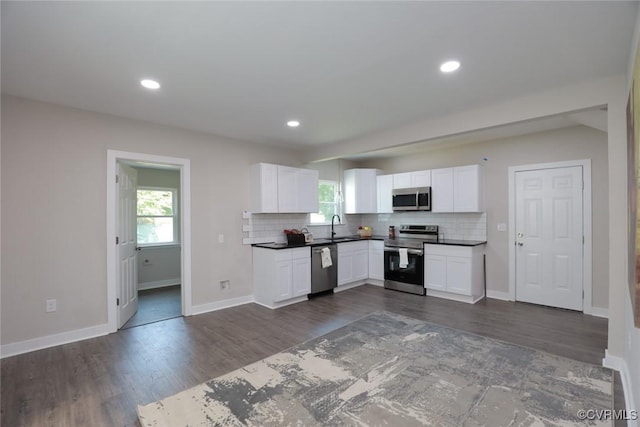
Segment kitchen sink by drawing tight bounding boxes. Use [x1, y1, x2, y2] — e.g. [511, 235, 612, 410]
[315, 236, 358, 243]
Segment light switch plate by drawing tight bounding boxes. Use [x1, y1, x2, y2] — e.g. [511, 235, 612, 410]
[497, 223, 507, 232]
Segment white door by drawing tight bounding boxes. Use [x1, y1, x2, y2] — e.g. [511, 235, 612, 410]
[117, 163, 138, 328]
[515, 166, 583, 311]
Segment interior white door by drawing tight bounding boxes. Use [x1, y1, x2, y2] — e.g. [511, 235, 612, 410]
[117, 163, 138, 328]
[515, 166, 583, 311]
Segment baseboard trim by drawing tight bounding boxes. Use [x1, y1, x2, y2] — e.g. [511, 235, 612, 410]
[334, 280, 367, 293]
[366, 279, 384, 287]
[486, 290, 511, 301]
[1, 323, 111, 359]
[585, 306, 609, 319]
[138, 279, 181, 291]
[190, 295, 254, 316]
[603, 350, 637, 426]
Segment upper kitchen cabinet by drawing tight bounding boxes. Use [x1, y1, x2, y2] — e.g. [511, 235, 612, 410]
[392, 170, 431, 189]
[431, 165, 485, 213]
[344, 168, 378, 214]
[250, 163, 319, 213]
[376, 174, 393, 213]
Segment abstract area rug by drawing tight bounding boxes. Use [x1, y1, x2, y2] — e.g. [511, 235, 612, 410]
[137, 311, 612, 426]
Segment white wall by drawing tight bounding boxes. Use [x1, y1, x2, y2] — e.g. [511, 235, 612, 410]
[359, 125, 609, 309]
[606, 6, 640, 418]
[0, 95, 303, 345]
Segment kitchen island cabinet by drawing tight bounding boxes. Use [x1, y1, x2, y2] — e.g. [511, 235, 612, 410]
[253, 246, 311, 308]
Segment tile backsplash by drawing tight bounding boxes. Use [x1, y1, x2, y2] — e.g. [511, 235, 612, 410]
[242, 214, 362, 245]
[242, 211, 486, 244]
[360, 212, 487, 241]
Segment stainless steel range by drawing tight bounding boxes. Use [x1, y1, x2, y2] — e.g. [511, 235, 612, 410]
[384, 225, 439, 295]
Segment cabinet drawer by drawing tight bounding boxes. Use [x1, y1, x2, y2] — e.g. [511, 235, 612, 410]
[291, 247, 310, 260]
[424, 244, 472, 258]
[274, 249, 293, 262]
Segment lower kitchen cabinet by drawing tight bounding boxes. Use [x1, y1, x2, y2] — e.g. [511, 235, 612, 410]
[368, 240, 384, 281]
[337, 241, 368, 286]
[253, 246, 311, 308]
[424, 244, 485, 303]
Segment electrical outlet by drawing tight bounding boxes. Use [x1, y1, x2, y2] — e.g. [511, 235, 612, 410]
[218, 234, 224, 243]
[46, 299, 57, 313]
[220, 280, 230, 290]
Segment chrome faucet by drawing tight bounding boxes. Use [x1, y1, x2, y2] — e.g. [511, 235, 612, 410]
[331, 214, 341, 240]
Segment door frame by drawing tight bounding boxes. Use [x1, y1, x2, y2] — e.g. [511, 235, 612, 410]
[107, 150, 192, 332]
[507, 159, 593, 313]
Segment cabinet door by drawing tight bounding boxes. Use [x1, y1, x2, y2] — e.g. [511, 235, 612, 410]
[431, 168, 454, 212]
[251, 163, 278, 213]
[454, 165, 483, 212]
[292, 257, 311, 297]
[344, 169, 378, 214]
[425, 254, 447, 291]
[274, 260, 293, 302]
[411, 170, 431, 187]
[297, 168, 319, 213]
[393, 172, 411, 189]
[352, 249, 369, 281]
[357, 169, 378, 213]
[277, 166, 298, 213]
[377, 175, 393, 213]
[446, 256, 472, 295]
[368, 241, 384, 280]
[337, 251, 353, 285]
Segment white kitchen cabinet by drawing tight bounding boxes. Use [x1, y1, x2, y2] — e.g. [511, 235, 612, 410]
[376, 175, 393, 213]
[250, 163, 279, 213]
[297, 167, 320, 213]
[453, 165, 485, 212]
[277, 165, 298, 213]
[337, 241, 369, 286]
[431, 165, 484, 213]
[368, 240, 385, 281]
[424, 244, 485, 303]
[250, 163, 319, 213]
[392, 170, 431, 189]
[431, 168, 454, 212]
[253, 246, 311, 308]
[344, 169, 378, 214]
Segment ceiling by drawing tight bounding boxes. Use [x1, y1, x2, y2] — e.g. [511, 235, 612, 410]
[1, 1, 637, 156]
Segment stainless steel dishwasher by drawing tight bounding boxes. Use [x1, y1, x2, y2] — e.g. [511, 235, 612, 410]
[311, 244, 337, 294]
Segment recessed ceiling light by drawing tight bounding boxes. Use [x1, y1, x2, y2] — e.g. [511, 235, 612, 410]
[287, 120, 300, 128]
[140, 79, 161, 90]
[440, 60, 461, 73]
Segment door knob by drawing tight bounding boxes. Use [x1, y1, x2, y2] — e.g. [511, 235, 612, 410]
[517, 242, 524, 247]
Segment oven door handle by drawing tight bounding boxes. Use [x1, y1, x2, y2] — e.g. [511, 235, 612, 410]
[384, 247, 424, 256]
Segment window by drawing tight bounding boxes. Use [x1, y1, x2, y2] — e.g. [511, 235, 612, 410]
[137, 187, 178, 245]
[310, 180, 341, 224]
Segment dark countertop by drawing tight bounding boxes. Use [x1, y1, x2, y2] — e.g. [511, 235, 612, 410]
[252, 235, 486, 249]
[425, 239, 486, 247]
[252, 235, 386, 250]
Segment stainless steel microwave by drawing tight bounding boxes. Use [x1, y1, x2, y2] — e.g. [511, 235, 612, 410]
[392, 187, 431, 211]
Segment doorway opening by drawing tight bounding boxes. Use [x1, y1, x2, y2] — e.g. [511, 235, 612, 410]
[107, 150, 192, 332]
[121, 166, 182, 328]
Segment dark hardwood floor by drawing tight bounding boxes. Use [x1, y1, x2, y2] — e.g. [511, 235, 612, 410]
[1, 285, 613, 426]
[121, 285, 182, 329]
